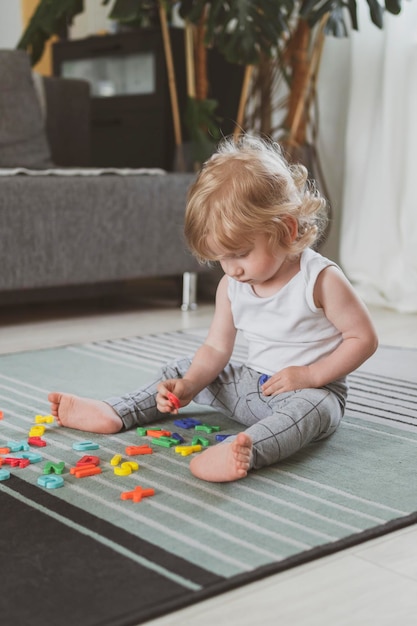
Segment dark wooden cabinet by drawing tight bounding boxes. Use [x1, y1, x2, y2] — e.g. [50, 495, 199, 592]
[53, 29, 178, 169]
[53, 29, 243, 170]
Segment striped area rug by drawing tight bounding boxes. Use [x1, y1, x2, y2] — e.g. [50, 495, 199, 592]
[0, 332, 417, 625]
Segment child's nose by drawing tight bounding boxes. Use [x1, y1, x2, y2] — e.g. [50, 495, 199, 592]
[230, 262, 243, 279]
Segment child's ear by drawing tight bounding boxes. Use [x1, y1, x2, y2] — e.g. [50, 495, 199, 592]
[283, 216, 298, 242]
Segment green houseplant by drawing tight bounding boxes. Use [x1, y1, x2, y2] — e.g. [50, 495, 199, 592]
[18, 0, 404, 167]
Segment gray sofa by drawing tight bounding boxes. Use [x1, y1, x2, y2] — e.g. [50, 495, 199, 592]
[0, 50, 203, 308]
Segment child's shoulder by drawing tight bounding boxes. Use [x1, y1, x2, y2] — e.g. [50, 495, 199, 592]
[302, 248, 344, 310]
[301, 248, 341, 277]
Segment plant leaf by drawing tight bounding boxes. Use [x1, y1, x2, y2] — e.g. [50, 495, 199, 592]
[108, 0, 155, 25]
[184, 96, 221, 164]
[345, 0, 359, 31]
[325, 7, 349, 37]
[17, 0, 84, 65]
[304, 0, 336, 28]
[180, 0, 295, 66]
[385, 0, 402, 15]
[366, 0, 384, 28]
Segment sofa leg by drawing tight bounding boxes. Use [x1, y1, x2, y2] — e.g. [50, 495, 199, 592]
[181, 272, 198, 311]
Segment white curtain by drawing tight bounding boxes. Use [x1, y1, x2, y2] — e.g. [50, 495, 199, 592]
[340, 1, 417, 313]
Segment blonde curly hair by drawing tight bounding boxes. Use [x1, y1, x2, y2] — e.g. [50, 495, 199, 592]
[184, 135, 328, 263]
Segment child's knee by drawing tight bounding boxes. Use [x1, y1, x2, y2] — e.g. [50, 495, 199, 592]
[161, 357, 192, 380]
[311, 390, 343, 441]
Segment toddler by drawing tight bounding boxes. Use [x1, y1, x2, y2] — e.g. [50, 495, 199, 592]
[49, 136, 378, 482]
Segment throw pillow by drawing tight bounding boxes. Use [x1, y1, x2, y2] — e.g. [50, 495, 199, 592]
[0, 49, 53, 168]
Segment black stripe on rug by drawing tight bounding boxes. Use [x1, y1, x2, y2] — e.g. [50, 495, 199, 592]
[5, 474, 223, 587]
[1, 475, 224, 626]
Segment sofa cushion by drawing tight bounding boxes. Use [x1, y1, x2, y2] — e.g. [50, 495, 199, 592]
[0, 50, 53, 168]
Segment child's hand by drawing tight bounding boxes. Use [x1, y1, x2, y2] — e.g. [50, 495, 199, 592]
[261, 365, 314, 395]
[156, 379, 194, 414]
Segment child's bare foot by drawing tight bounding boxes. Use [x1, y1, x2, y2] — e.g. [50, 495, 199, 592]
[48, 392, 123, 433]
[189, 433, 253, 483]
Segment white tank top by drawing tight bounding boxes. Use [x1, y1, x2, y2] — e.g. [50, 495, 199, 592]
[227, 248, 343, 375]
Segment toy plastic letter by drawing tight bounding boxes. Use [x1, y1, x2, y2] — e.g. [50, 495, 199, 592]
[72, 440, 99, 451]
[173, 418, 202, 430]
[167, 392, 181, 410]
[28, 436, 47, 447]
[29, 425, 46, 437]
[43, 461, 65, 475]
[76, 455, 100, 467]
[7, 440, 30, 452]
[73, 466, 102, 478]
[147, 430, 171, 438]
[194, 424, 220, 434]
[120, 486, 155, 503]
[192, 436, 210, 447]
[20, 451, 43, 463]
[114, 463, 131, 476]
[151, 437, 178, 448]
[114, 461, 138, 476]
[174, 444, 202, 456]
[0, 469, 10, 481]
[125, 445, 153, 456]
[35, 414, 54, 424]
[3, 457, 30, 468]
[37, 475, 64, 489]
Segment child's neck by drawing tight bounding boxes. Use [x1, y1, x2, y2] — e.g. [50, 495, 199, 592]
[252, 255, 301, 298]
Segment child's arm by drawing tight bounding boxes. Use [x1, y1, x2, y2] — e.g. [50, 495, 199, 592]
[157, 275, 237, 412]
[262, 266, 378, 395]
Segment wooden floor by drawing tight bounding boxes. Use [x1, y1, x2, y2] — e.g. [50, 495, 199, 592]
[1, 280, 417, 625]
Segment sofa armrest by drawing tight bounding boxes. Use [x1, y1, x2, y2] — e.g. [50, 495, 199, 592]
[43, 76, 91, 167]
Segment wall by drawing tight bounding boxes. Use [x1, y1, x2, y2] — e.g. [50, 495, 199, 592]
[0, 0, 22, 47]
[316, 36, 350, 262]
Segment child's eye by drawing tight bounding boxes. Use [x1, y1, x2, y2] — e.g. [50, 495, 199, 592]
[219, 249, 251, 262]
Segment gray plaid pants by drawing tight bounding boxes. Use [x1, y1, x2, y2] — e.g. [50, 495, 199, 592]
[106, 357, 347, 470]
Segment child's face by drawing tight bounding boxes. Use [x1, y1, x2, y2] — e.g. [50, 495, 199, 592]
[214, 234, 290, 287]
